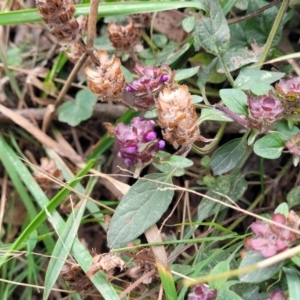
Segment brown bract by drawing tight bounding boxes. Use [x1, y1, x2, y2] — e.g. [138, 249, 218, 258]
[107, 18, 141, 54]
[36, 0, 81, 42]
[157, 84, 201, 149]
[85, 49, 125, 101]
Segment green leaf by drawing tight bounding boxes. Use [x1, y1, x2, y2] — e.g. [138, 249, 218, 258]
[121, 65, 133, 83]
[161, 43, 191, 65]
[287, 186, 300, 209]
[273, 122, 300, 141]
[217, 288, 242, 300]
[274, 202, 289, 217]
[234, 68, 285, 94]
[253, 134, 284, 159]
[210, 138, 248, 175]
[193, 0, 230, 55]
[175, 66, 200, 82]
[191, 95, 203, 104]
[244, 0, 283, 48]
[198, 108, 234, 123]
[152, 34, 168, 49]
[182, 16, 196, 33]
[239, 251, 284, 283]
[209, 261, 230, 289]
[107, 173, 174, 248]
[216, 47, 260, 72]
[219, 89, 248, 115]
[26, 230, 38, 255]
[58, 89, 97, 126]
[6, 47, 22, 66]
[284, 267, 300, 300]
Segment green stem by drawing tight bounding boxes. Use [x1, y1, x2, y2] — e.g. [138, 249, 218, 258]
[218, 54, 235, 86]
[256, 0, 290, 67]
[227, 158, 293, 232]
[141, 30, 158, 51]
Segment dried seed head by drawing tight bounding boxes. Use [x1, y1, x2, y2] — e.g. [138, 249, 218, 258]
[107, 18, 141, 54]
[36, 0, 82, 43]
[131, 13, 152, 27]
[126, 63, 175, 110]
[157, 84, 201, 150]
[85, 49, 125, 101]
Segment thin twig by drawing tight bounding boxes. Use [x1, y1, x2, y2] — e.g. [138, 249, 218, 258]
[228, 0, 282, 25]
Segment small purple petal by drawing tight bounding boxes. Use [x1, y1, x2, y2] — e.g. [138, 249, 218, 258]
[126, 85, 134, 92]
[124, 158, 133, 166]
[161, 74, 169, 82]
[125, 146, 137, 154]
[269, 291, 287, 300]
[145, 131, 157, 141]
[158, 140, 165, 149]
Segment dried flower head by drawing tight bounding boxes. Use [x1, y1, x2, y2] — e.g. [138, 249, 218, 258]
[36, 0, 82, 43]
[188, 284, 217, 300]
[126, 63, 175, 110]
[85, 49, 125, 101]
[115, 117, 165, 167]
[248, 92, 284, 122]
[244, 212, 299, 258]
[276, 77, 300, 101]
[268, 291, 287, 300]
[131, 13, 152, 27]
[157, 84, 202, 150]
[107, 18, 141, 54]
[34, 157, 61, 188]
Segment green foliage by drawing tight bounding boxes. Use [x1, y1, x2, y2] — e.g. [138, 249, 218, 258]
[253, 134, 285, 159]
[58, 89, 97, 126]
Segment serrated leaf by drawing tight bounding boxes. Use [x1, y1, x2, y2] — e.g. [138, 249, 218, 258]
[107, 173, 174, 248]
[239, 251, 284, 283]
[175, 66, 199, 82]
[193, 0, 230, 55]
[182, 15, 196, 33]
[209, 261, 230, 289]
[58, 89, 97, 126]
[284, 267, 300, 300]
[253, 134, 284, 159]
[198, 108, 234, 123]
[287, 186, 300, 209]
[211, 138, 247, 175]
[234, 69, 285, 93]
[219, 89, 248, 115]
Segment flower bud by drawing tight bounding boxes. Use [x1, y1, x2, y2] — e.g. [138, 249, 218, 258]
[276, 77, 300, 101]
[188, 284, 217, 300]
[115, 117, 164, 167]
[248, 92, 284, 122]
[126, 64, 175, 110]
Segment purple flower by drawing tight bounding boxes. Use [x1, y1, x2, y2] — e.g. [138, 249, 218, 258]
[115, 117, 164, 167]
[188, 284, 217, 300]
[126, 64, 175, 110]
[285, 132, 300, 156]
[244, 213, 298, 258]
[248, 92, 284, 122]
[268, 291, 287, 300]
[276, 77, 300, 101]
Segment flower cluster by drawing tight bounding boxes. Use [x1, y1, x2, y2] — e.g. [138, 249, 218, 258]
[187, 284, 217, 300]
[157, 84, 201, 150]
[244, 212, 299, 258]
[115, 117, 165, 167]
[268, 291, 287, 300]
[126, 64, 175, 110]
[84, 49, 125, 101]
